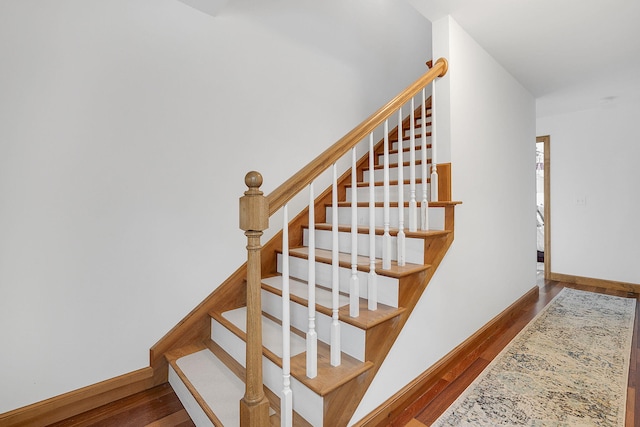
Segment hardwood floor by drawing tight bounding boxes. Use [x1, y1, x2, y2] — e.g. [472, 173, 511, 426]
[48, 383, 194, 427]
[50, 279, 638, 426]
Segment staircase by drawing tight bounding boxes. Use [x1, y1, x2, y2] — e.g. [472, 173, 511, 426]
[149, 58, 459, 426]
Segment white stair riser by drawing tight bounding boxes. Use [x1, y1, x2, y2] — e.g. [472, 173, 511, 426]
[416, 116, 430, 127]
[364, 164, 430, 183]
[404, 125, 431, 139]
[346, 184, 431, 205]
[277, 254, 400, 308]
[392, 135, 431, 151]
[211, 317, 324, 427]
[169, 365, 215, 427]
[303, 228, 425, 265]
[326, 205, 446, 231]
[261, 289, 366, 361]
[378, 147, 431, 165]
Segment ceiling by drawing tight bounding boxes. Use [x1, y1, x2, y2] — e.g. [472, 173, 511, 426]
[409, 0, 640, 117]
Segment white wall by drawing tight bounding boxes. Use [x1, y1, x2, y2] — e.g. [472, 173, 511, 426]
[351, 16, 536, 424]
[537, 101, 640, 284]
[0, 0, 432, 413]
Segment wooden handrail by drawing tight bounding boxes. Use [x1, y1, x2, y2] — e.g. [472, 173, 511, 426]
[266, 57, 448, 216]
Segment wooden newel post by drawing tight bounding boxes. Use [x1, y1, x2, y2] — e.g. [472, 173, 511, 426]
[239, 171, 271, 427]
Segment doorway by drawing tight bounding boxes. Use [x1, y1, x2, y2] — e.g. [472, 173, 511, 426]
[536, 135, 550, 280]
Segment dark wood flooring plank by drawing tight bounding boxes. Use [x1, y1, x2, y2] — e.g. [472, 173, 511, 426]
[388, 379, 450, 427]
[144, 409, 192, 427]
[49, 383, 193, 427]
[414, 358, 489, 425]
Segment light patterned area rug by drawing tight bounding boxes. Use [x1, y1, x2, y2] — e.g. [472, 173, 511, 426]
[432, 288, 636, 426]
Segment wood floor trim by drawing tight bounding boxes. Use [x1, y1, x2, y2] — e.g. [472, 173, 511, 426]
[0, 367, 156, 427]
[352, 285, 539, 427]
[549, 272, 640, 294]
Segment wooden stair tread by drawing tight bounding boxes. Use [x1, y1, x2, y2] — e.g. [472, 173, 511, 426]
[346, 178, 430, 189]
[165, 342, 208, 363]
[389, 132, 432, 142]
[365, 159, 431, 171]
[332, 200, 462, 208]
[287, 246, 430, 278]
[261, 276, 407, 330]
[311, 223, 450, 239]
[387, 145, 433, 155]
[290, 340, 373, 396]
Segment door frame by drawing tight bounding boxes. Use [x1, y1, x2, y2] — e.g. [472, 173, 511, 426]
[536, 135, 551, 279]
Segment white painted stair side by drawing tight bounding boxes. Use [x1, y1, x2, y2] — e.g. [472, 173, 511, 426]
[261, 278, 366, 361]
[276, 253, 400, 307]
[169, 349, 244, 427]
[211, 308, 324, 426]
[303, 228, 425, 265]
[327, 205, 446, 231]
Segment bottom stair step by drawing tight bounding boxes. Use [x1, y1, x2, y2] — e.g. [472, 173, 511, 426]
[168, 347, 245, 426]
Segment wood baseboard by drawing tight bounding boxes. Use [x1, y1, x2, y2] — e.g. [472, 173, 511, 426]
[353, 285, 539, 427]
[548, 272, 640, 294]
[0, 367, 156, 427]
[549, 272, 640, 294]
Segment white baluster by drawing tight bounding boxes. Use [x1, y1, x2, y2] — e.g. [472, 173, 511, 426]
[382, 120, 392, 270]
[409, 97, 418, 232]
[421, 88, 430, 231]
[330, 164, 341, 367]
[281, 205, 292, 427]
[431, 80, 439, 202]
[306, 183, 317, 378]
[350, 148, 359, 318]
[368, 133, 377, 311]
[397, 109, 406, 267]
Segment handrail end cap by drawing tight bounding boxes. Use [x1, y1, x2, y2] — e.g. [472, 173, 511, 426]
[435, 57, 448, 77]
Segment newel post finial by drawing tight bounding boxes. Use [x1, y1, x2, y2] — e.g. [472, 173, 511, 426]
[240, 171, 268, 232]
[239, 171, 270, 427]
